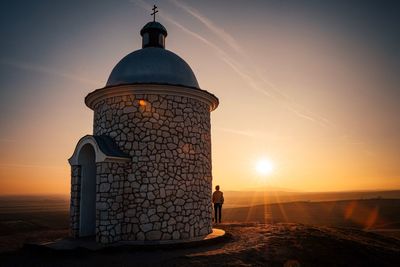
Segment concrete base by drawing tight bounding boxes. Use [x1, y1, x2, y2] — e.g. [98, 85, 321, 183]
[26, 228, 226, 252]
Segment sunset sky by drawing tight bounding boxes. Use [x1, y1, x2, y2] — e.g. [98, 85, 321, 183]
[1, 0, 400, 195]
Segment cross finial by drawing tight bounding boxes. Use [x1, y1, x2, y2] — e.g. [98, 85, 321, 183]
[151, 5, 158, 22]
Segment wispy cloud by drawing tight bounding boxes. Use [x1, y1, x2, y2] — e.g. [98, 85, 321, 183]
[130, 0, 370, 149]
[0, 163, 65, 168]
[217, 127, 257, 138]
[0, 138, 16, 143]
[169, 0, 243, 54]
[131, 0, 223, 52]
[137, 0, 332, 127]
[217, 127, 296, 141]
[0, 59, 100, 86]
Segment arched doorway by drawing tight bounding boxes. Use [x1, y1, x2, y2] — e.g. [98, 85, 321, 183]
[69, 135, 131, 239]
[78, 144, 96, 237]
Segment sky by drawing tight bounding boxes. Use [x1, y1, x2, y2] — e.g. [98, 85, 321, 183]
[0, 0, 400, 195]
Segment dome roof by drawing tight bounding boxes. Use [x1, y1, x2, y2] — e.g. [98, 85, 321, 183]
[106, 47, 199, 88]
[140, 21, 167, 37]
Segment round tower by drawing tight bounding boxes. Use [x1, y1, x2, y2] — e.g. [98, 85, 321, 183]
[69, 19, 218, 244]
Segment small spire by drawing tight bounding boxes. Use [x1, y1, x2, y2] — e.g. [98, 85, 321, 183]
[151, 5, 158, 22]
[140, 5, 167, 49]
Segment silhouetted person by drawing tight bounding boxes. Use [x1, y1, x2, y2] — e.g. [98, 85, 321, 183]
[212, 185, 224, 223]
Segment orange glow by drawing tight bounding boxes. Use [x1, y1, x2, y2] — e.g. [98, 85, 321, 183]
[139, 99, 147, 106]
[0, 164, 69, 195]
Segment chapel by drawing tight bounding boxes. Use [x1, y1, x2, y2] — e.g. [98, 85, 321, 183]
[68, 12, 219, 244]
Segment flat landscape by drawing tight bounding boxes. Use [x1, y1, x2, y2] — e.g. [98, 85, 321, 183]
[0, 192, 399, 266]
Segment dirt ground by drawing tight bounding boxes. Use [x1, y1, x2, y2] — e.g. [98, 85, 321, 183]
[0, 223, 399, 267]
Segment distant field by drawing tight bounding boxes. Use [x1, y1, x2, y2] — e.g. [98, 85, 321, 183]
[0, 193, 399, 252]
[0, 195, 68, 213]
[223, 190, 400, 208]
[0, 195, 68, 252]
[223, 199, 400, 229]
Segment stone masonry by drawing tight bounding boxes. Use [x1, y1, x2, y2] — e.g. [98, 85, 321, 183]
[70, 165, 81, 238]
[70, 90, 216, 244]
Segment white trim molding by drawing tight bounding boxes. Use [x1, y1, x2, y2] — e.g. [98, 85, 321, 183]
[68, 135, 131, 165]
[85, 84, 219, 111]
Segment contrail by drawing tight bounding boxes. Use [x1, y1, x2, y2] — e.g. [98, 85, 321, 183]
[219, 47, 331, 127]
[165, 0, 334, 127]
[0, 59, 100, 86]
[130, 0, 372, 150]
[0, 163, 65, 168]
[217, 127, 256, 137]
[172, 3, 371, 149]
[169, 0, 243, 54]
[0, 139, 16, 143]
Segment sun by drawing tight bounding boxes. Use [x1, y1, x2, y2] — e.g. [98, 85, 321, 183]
[255, 158, 274, 175]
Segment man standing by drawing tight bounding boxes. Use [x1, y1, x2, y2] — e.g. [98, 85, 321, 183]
[212, 185, 224, 223]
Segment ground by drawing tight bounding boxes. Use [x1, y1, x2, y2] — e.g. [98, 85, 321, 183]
[0, 223, 399, 267]
[1, 197, 400, 266]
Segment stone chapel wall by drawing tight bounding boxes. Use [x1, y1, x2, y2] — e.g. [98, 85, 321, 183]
[70, 165, 81, 238]
[95, 161, 129, 243]
[92, 93, 213, 243]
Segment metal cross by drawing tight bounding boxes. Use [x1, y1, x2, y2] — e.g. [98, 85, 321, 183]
[151, 5, 158, 22]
